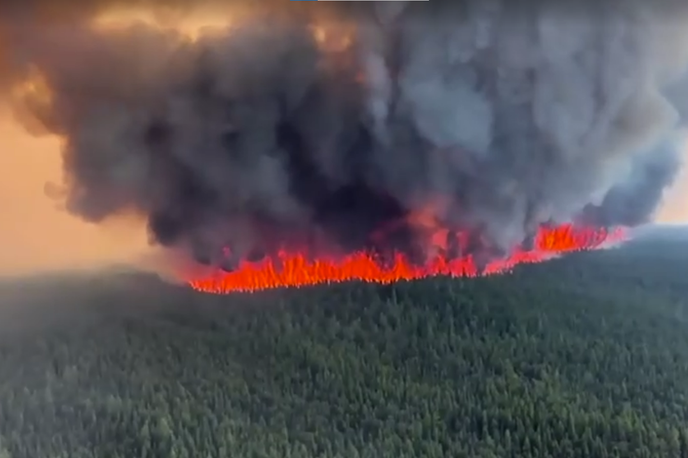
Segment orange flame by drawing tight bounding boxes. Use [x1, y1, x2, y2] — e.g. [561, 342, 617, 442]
[188, 224, 627, 294]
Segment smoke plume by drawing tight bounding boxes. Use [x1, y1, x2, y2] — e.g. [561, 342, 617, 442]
[2, 0, 688, 272]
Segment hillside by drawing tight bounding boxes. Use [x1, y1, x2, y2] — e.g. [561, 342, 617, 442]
[1, 234, 688, 457]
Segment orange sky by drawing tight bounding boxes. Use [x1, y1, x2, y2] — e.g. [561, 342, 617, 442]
[0, 107, 152, 277]
[656, 171, 688, 223]
[655, 136, 688, 224]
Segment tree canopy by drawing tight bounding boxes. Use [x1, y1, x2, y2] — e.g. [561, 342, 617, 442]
[0, 237, 687, 457]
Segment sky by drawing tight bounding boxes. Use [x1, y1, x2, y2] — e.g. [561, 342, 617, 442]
[655, 149, 688, 224]
[0, 107, 153, 277]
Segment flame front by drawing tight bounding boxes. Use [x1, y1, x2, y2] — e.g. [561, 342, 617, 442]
[188, 224, 627, 294]
[3, 7, 639, 294]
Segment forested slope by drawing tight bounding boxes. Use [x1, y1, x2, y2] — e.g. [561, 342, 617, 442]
[1, 236, 688, 457]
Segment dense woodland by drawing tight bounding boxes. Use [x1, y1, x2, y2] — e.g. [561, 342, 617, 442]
[1, 234, 688, 457]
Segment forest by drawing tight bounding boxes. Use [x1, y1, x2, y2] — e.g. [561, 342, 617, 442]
[1, 233, 688, 457]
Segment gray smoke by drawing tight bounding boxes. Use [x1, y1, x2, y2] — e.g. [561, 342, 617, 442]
[3, 0, 688, 270]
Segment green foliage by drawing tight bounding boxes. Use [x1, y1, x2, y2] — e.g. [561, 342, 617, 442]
[1, 239, 688, 457]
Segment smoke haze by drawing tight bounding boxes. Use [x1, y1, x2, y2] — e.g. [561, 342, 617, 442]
[0, 108, 152, 276]
[2, 0, 688, 277]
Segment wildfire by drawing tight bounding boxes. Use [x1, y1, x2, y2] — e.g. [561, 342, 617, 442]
[188, 224, 628, 294]
[7, 9, 631, 294]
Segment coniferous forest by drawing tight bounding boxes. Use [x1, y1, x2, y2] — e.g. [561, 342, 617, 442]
[1, 233, 688, 457]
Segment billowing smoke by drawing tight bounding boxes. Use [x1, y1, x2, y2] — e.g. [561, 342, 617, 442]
[3, 0, 688, 271]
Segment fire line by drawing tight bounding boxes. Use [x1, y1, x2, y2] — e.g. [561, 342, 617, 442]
[188, 224, 626, 294]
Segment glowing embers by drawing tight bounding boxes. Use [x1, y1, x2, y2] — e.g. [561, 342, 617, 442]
[188, 224, 627, 294]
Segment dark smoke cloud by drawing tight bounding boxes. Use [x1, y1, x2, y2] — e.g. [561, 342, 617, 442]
[3, 0, 688, 270]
